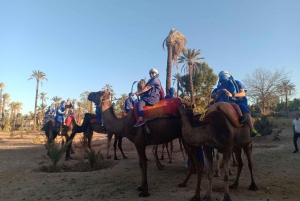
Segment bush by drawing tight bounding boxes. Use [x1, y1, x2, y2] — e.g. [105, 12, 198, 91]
[254, 115, 277, 136]
[85, 149, 103, 171]
[44, 141, 70, 172]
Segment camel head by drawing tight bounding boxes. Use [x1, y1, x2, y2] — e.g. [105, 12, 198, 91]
[137, 78, 147, 91]
[179, 102, 195, 124]
[98, 90, 112, 110]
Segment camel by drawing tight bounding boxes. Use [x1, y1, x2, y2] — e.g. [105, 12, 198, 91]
[80, 113, 127, 160]
[96, 90, 201, 197]
[44, 115, 83, 160]
[178, 103, 258, 201]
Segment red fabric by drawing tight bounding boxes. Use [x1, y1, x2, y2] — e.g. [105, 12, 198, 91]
[65, 116, 74, 126]
[121, 111, 127, 117]
[160, 87, 165, 100]
[89, 117, 98, 123]
[134, 98, 181, 121]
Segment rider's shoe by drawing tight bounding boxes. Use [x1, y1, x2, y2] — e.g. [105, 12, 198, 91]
[250, 129, 261, 137]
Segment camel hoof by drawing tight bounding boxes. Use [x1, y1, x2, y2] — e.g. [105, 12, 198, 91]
[139, 192, 150, 197]
[223, 193, 232, 201]
[249, 182, 258, 191]
[123, 156, 128, 159]
[190, 195, 201, 201]
[229, 183, 238, 189]
[178, 182, 186, 187]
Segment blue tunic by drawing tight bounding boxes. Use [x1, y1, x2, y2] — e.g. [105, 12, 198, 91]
[55, 105, 66, 123]
[124, 98, 135, 113]
[234, 80, 249, 113]
[216, 80, 237, 103]
[141, 77, 162, 105]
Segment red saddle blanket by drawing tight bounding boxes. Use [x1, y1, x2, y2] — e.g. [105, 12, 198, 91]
[134, 98, 181, 121]
[206, 102, 242, 127]
[89, 117, 99, 123]
[65, 115, 75, 126]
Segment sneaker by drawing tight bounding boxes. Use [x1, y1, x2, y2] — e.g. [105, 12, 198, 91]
[293, 150, 298, 153]
[239, 116, 247, 124]
[134, 120, 145, 127]
[250, 129, 261, 137]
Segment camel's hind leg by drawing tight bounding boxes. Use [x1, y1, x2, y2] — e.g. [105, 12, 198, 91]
[230, 148, 243, 189]
[117, 137, 127, 159]
[244, 144, 258, 190]
[221, 151, 233, 201]
[166, 141, 173, 163]
[113, 136, 119, 160]
[152, 145, 164, 170]
[202, 146, 214, 201]
[160, 144, 165, 160]
[214, 150, 221, 177]
[178, 138, 186, 163]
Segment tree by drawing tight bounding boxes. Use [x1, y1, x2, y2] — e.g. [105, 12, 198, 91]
[2, 93, 10, 120]
[277, 80, 295, 117]
[102, 84, 115, 101]
[39, 92, 48, 105]
[172, 73, 184, 98]
[28, 70, 48, 131]
[115, 93, 128, 117]
[51, 96, 62, 108]
[80, 91, 91, 113]
[163, 28, 187, 93]
[180, 62, 218, 112]
[243, 68, 289, 115]
[0, 82, 5, 119]
[72, 99, 77, 119]
[178, 48, 204, 103]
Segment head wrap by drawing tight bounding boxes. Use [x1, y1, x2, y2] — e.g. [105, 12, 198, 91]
[128, 92, 134, 97]
[61, 100, 66, 105]
[169, 87, 175, 94]
[218, 71, 230, 83]
[149, 68, 159, 75]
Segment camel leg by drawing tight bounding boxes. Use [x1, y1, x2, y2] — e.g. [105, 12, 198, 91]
[118, 137, 127, 159]
[152, 145, 164, 170]
[214, 151, 221, 177]
[135, 144, 150, 197]
[232, 153, 238, 167]
[244, 145, 258, 191]
[191, 145, 204, 201]
[222, 151, 233, 201]
[230, 148, 243, 189]
[178, 138, 186, 162]
[65, 132, 76, 161]
[113, 136, 119, 160]
[168, 141, 173, 163]
[202, 146, 214, 201]
[160, 144, 165, 160]
[165, 142, 171, 163]
[106, 132, 113, 159]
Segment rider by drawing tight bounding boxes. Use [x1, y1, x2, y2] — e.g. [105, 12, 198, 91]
[134, 68, 164, 127]
[217, 71, 261, 137]
[165, 87, 176, 99]
[124, 92, 135, 114]
[41, 106, 55, 131]
[55, 100, 67, 135]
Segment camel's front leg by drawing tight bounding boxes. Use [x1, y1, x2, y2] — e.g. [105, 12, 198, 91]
[117, 137, 127, 159]
[178, 138, 186, 162]
[178, 143, 196, 188]
[65, 132, 76, 161]
[135, 144, 149, 197]
[202, 147, 214, 201]
[191, 145, 204, 201]
[244, 145, 258, 191]
[106, 132, 113, 159]
[167, 141, 173, 163]
[222, 151, 233, 201]
[113, 137, 119, 160]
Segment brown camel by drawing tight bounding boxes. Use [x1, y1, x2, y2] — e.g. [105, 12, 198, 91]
[178, 103, 258, 201]
[96, 90, 201, 197]
[44, 115, 83, 160]
[80, 113, 127, 160]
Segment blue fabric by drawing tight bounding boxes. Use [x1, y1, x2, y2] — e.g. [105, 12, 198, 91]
[137, 100, 151, 117]
[55, 105, 66, 123]
[165, 87, 175, 99]
[165, 94, 173, 99]
[95, 106, 102, 123]
[141, 76, 162, 105]
[234, 80, 249, 113]
[187, 146, 205, 168]
[124, 98, 135, 113]
[216, 80, 237, 103]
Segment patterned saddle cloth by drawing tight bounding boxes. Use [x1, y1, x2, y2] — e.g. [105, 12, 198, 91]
[206, 102, 242, 127]
[134, 98, 181, 121]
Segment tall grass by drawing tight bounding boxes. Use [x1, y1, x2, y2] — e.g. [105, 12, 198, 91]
[85, 149, 103, 171]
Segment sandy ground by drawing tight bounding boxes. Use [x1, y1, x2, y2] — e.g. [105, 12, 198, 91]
[0, 118, 300, 201]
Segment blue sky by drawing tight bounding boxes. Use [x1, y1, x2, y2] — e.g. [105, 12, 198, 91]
[1, 0, 300, 114]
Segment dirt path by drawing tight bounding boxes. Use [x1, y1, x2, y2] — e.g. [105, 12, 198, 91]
[0, 119, 300, 201]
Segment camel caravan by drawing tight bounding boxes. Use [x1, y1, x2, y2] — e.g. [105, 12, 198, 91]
[43, 69, 259, 201]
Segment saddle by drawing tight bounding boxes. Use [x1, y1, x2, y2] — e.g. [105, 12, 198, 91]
[134, 98, 181, 122]
[205, 102, 242, 127]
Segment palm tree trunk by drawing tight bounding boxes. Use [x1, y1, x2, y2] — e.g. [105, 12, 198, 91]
[166, 44, 173, 94]
[189, 64, 194, 103]
[285, 94, 288, 118]
[33, 80, 39, 131]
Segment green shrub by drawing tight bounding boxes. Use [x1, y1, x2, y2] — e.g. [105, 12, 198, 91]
[44, 141, 70, 172]
[254, 115, 277, 136]
[85, 149, 103, 171]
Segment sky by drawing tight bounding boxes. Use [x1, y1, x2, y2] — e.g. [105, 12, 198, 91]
[1, 0, 300, 115]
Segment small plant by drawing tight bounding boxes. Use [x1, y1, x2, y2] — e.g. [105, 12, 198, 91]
[254, 115, 277, 136]
[44, 141, 70, 172]
[20, 131, 24, 139]
[9, 132, 14, 139]
[85, 149, 103, 171]
[32, 135, 40, 144]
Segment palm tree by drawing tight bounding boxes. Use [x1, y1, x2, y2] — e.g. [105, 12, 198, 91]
[178, 49, 204, 103]
[51, 96, 62, 108]
[172, 73, 183, 98]
[277, 80, 296, 117]
[28, 70, 48, 131]
[0, 82, 5, 119]
[163, 28, 187, 93]
[2, 93, 10, 120]
[39, 92, 48, 105]
[102, 84, 115, 100]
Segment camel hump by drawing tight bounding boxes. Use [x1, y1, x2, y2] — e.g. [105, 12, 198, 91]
[206, 102, 242, 127]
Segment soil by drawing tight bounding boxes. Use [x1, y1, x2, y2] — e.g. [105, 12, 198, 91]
[0, 118, 300, 201]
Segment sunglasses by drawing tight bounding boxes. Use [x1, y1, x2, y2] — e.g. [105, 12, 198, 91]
[150, 72, 155, 75]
